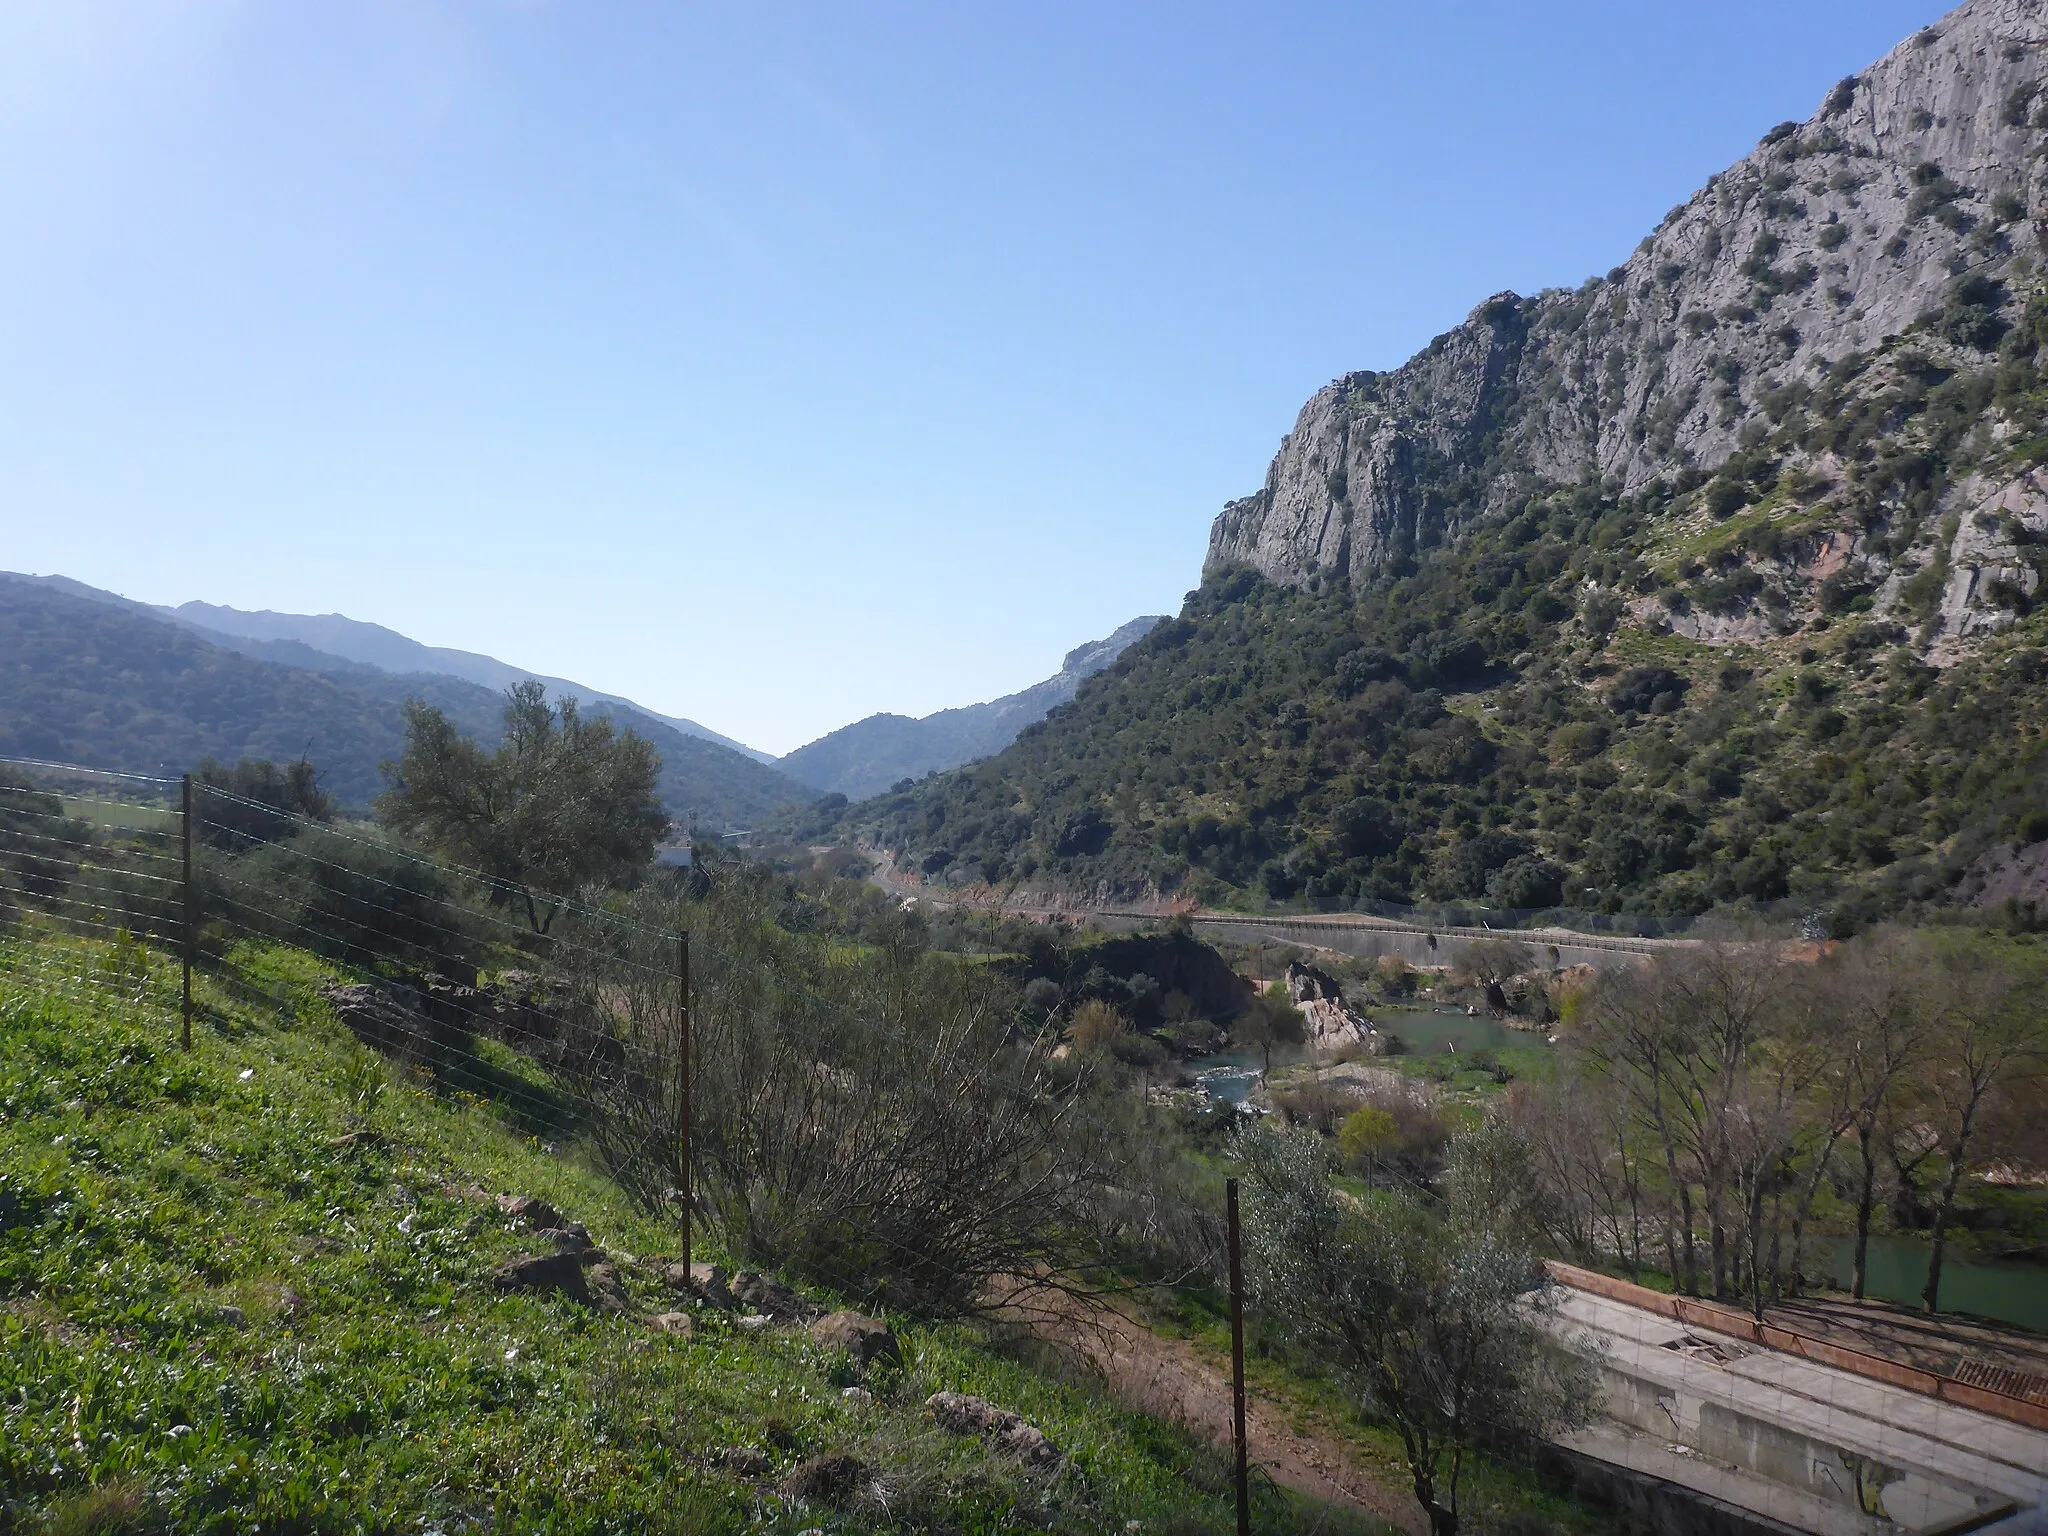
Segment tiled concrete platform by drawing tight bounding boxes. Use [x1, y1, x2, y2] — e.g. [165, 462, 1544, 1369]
[1549, 1288, 2048, 1534]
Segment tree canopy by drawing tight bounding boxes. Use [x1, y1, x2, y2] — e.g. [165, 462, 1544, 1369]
[378, 683, 668, 932]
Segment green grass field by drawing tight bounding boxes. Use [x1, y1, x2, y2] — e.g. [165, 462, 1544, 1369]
[0, 927, 1390, 1536]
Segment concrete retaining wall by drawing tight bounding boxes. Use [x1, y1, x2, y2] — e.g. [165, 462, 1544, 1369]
[1536, 1444, 1812, 1536]
[1186, 914, 1664, 972]
[945, 899, 1681, 971]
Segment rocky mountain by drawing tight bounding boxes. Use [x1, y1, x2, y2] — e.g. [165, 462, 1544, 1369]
[0, 576, 810, 827]
[777, 616, 1165, 799]
[1209, 1, 2048, 630]
[844, 0, 2048, 931]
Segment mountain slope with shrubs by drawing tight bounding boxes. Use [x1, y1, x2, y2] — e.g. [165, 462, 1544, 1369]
[848, 0, 2048, 930]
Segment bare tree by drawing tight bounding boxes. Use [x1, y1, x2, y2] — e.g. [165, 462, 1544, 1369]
[1580, 942, 1798, 1300]
[1814, 933, 1933, 1300]
[1452, 938, 1536, 1014]
[1913, 939, 2041, 1314]
[1525, 930, 2045, 1320]
[1501, 1072, 1649, 1276]
[1725, 983, 1836, 1318]
[1579, 954, 1705, 1294]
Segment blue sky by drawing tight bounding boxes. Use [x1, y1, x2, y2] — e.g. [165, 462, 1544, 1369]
[1, 0, 1941, 755]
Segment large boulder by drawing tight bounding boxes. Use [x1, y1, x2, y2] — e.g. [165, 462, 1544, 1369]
[809, 1311, 901, 1370]
[491, 1251, 632, 1313]
[322, 984, 419, 1055]
[492, 1251, 589, 1303]
[1284, 961, 1377, 1050]
[320, 980, 473, 1076]
[582, 1261, 633, 1314]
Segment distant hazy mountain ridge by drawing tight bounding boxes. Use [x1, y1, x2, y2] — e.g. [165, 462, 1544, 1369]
[164, 600, 771, 762]
[0, 576, 809, 827]
[779, 616, 1166, 798]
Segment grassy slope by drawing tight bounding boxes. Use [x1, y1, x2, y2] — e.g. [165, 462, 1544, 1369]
[0, 930, 1384, 1536]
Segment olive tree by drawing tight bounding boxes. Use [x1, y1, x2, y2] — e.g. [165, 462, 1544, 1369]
[378, 682, 668, 932]
[1452, 938, 1535, 1014]
[1234, 988, 1306, 1072]
[1234, 1124, 1596, 1536]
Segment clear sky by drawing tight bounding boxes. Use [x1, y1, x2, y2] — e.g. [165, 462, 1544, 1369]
[1, 0, 1942, 755]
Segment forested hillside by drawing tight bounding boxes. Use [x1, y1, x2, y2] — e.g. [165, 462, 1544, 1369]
[165, 594, 770, 762]
[846, 1, 2048, 930]
[0, 579, 809, 826]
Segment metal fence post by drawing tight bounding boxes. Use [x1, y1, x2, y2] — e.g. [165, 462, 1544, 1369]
[679, 928, 692, 1278]
[1228, 1176, 1250, 1536]
[181, 773, 194, 1052]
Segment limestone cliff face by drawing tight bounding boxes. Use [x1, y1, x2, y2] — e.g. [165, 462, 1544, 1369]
[1209, 0, 2048, 593]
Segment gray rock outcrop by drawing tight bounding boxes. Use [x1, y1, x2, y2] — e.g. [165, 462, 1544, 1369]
[1283, 961, 1380, 1052]
[1206, 0, 2048, 645]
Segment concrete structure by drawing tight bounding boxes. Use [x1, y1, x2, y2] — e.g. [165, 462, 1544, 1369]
[1018, 905, 1679, 972]
[1547, 1286, 2048, 1534]
[867, 844, 1688, 972]
[1182, 910, 1671, 973]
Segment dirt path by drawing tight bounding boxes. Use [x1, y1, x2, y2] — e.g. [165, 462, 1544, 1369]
[1012, 1291, 1426, 1534]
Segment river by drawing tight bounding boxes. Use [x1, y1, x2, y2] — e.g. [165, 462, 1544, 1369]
[1183, 1007, 1549, 1108]
[1822, 1235, 2048, 1334]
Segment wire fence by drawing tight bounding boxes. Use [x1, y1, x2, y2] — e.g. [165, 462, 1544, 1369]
[0, 762, 632, 1152]
[7, 754, 2036, 1534]
[0, 755, 1192, 1323]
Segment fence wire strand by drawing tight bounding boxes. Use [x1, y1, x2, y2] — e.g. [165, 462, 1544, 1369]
[0, 753, 1787, 1533]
